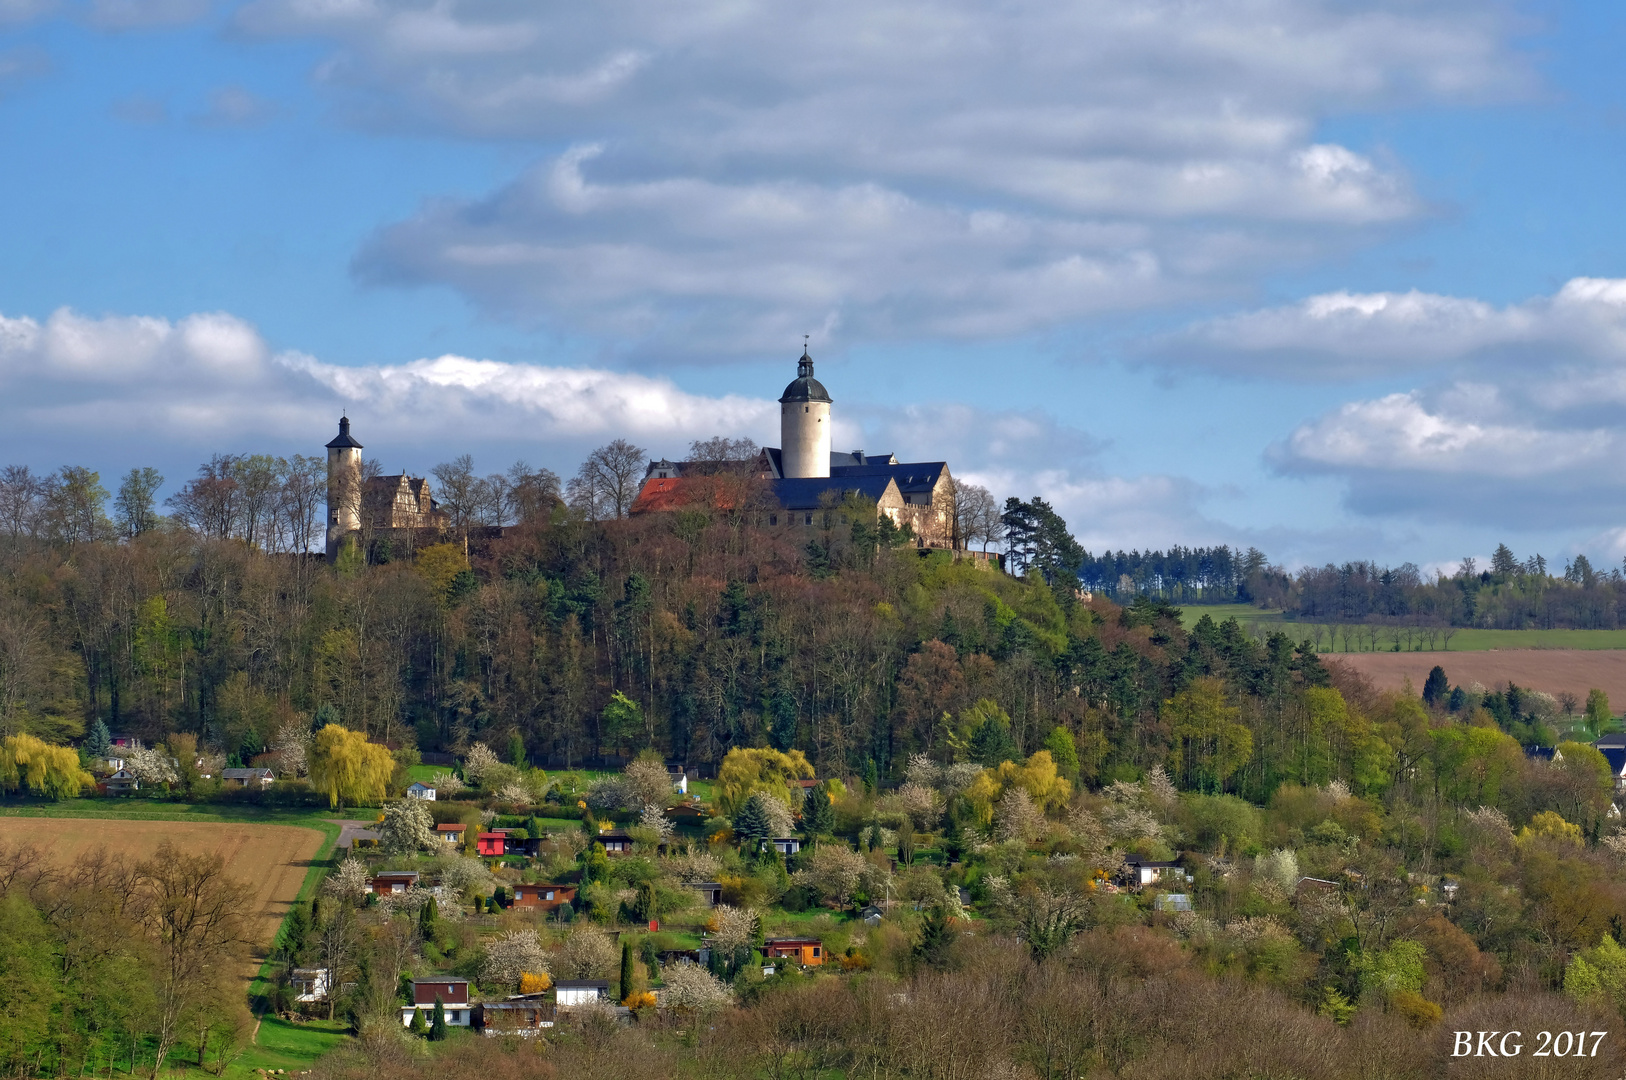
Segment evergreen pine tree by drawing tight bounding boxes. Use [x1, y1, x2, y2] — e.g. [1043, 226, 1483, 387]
[733, 795, 772, 848]
[1422, 666, 1449, 708]
[620, 940, 635, 1003]
[802, 781, 834, 838]
[430, 996, 447, 1041]
[86, 718, 112, 760]
[418, 895, 439, 939]
[914, 905, 956, 969]
[969, 715, 1018, 766]
[410, 1006, 428, 1036]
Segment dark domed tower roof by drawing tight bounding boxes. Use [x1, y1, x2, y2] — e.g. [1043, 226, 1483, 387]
[779, 349, 832, 404]
[325, 415, 363, 449]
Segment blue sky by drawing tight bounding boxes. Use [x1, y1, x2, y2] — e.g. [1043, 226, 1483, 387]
[2, 0, 1625, 571]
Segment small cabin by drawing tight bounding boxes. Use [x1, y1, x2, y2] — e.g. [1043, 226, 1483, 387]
[436, 823, 467, 844]
[555, 980, 610, 1007]
[769, 837, 802, 855]
[370, 871, 421, 894]
[763, 938, 824, 966]
[478, 830, 511, 857]
[476, 995, 554, 1034]
[685, 882, 723, 906]
[221, 767, 275, 788]
[105, 769, 140, 794]
[401, 978, 472, 1027]
[596, 830, 635, 854]
[291, 968, 330, 1003]
[407, 782, 437, 800]
[511, 884, 576, 912]
[1119, 855, 1188, 889]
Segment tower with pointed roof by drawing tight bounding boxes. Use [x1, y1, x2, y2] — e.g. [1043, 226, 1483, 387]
[779, 347, 832, 479]
[324, 415, 363, 561]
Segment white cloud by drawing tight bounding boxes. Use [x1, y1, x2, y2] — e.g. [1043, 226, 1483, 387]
[1148, 277, 1626, 379]
[0, 305, 1260, 552]
[225, 0, 1534, 351]
[354, 145, 1198, 354]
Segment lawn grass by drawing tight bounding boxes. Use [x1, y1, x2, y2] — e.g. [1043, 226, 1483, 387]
[224, 1017, 350, 1079]
[1175, 605, 1626, 652]
[1176, 603, 1284, 628]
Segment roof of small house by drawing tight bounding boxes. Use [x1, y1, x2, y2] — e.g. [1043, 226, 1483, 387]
[554, 980, 610, 989]
[764, 937, 821, 946]
[685, 881, 722, 889]
[373, 870, 420, 881]
[1595, 733, 1626, 749]
[222, 768, 274, 779]
[408, 781, 435, 790]
[596, 829, 634, 840]
[436, 823, 466, 832]
[1122, 853, 1181, 868]
[410, 977, 468, 985]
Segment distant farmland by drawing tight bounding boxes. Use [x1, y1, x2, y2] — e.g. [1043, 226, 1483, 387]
[1331, 650, 1626, 707]
[0, 818, 324, 951]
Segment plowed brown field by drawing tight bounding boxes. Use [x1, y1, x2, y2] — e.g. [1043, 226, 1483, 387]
[1331, 649, 1626, 706]
[0, 818, 324, 950]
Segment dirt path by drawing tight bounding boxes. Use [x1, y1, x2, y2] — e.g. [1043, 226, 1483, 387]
[1332, 649, 1626, 705]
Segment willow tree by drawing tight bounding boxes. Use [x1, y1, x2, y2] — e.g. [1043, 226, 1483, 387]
[308, 724, 392, 808]
[0, 733, 93, 799]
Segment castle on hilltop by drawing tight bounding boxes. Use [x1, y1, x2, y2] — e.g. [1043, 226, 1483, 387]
[323, 417, 452, 561]
[322, 348, 974, 561]
[632, 348, 966, 551]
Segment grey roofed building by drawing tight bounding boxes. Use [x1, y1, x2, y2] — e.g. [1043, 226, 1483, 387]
[221, 767, 274, 786]
[770, 475, 901, 511]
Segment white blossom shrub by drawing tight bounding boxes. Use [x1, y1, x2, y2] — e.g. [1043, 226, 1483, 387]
[462, 743, 501, 787]
[324, 857, 370, 902]
[624, 758, 673, 808]
[554, 925, 617, 980]
[430, 771, 465, 795]
[379, 798, 438, 854]
[640, 803, 675, 843]
[125, 746, 178, 785]
[481, 930, 550, 990]
[660, 962, 732, 1011]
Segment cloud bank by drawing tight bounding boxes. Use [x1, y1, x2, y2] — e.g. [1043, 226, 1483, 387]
[1149, 277, 1626, 380]
[219, 0, 1535, 353]
[0, 306, 1239, 548]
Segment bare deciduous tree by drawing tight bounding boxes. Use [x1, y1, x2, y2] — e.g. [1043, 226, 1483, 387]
[431, 454, 479, 529]
[568, 439, 648, 520]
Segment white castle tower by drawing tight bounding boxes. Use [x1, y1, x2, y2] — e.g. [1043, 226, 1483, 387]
[778, 348, 831, 478]
[324, 415, 363, 561]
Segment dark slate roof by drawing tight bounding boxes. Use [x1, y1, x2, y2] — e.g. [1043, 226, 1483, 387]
[1595, 734, 1626, 750]
[1524, 746, 1556, 761]
[1601, 747, 1626, 776]
[771, 475, 898, 511]
[779, 351, 832, 404]
[830, 461, 948, 499]
[222, 768, 273, 779]
[325, 416, 363, 449]
[830, 450, 898, 467]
